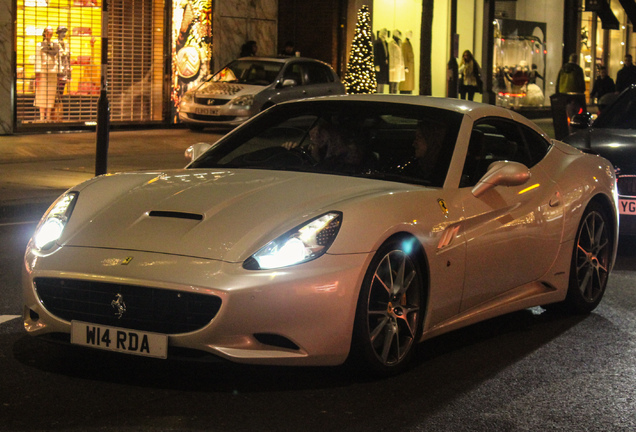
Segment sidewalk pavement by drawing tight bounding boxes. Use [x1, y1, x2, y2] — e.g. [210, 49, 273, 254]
[0, 117, 555, 222]
[0, 128, 221, 221]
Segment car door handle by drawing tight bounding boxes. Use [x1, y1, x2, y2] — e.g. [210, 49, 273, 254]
[549, 192, 561, 207]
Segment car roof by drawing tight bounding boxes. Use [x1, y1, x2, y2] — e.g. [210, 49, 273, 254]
[281, 94, 509, 117]
[273, 94, 550, 138]
[235, 56, 326, 64]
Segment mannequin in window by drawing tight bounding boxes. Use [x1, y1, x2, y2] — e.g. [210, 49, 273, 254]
[54, 26, 71, 121]
[388, 29, 405, 94]
[399, 30, 414, 94]
[34, 26, 59, 122]
[373, 28, 389, 93]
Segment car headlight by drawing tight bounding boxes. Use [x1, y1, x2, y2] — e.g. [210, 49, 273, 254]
[230, 94, 254, 107]
[32, 192, 78, 251]
[244, 212, 342, 270]
[182, 92, 194, 103]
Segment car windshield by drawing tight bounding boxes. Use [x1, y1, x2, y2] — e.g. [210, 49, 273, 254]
[209, 60, 283, 86]
[188, 101, 463, 187]
[594, 87, 636, 129]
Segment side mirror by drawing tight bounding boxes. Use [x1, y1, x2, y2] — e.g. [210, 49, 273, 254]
[185, 142, 213, 162]
[472, 161, 531, 198]
[281, 78, 298, 88]
[569, 112, 592, 129]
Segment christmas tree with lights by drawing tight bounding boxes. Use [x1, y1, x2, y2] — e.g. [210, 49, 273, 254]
[344, 5, 377, 94]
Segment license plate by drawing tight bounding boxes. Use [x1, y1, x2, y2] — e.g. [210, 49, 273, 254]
[71, 321, 168, 359]
[194, 107, 219, 116]
[619, 198, 636, 215]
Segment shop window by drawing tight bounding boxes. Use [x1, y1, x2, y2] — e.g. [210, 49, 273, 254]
[16, 0, 165, 127]
[493, 19, 547, 110]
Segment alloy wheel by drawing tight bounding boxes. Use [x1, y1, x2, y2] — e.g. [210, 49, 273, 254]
[365, 249, 422, 366]
[573, 209, 610, 304]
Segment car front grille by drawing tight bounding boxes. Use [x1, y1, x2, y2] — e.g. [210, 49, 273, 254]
[617, 175, 636, 197]
[34, 277, 222, 335]
[194, 97, 228, 106]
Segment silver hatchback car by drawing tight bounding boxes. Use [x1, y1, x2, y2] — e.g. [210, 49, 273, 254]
[178, 56, 345, 129]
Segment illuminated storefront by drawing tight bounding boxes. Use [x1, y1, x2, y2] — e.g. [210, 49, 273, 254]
[363, 1, 566, 109]
[9, 0, 279, 131]
[580, 0, 636, 103]
[15, 0, 167, 128]
[14, 0, 212, 129]
[369, 0, 486, 100]
[10, 0, 623, 134]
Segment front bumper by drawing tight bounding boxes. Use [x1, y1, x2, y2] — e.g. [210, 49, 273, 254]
[178, 102, 254, 126]
[23, 245, 369, 366]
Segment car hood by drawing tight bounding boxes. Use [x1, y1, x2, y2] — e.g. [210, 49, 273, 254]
[564, 128, 636, 172]
[62, 169, 404, 262]
[194, 81, 266, 98]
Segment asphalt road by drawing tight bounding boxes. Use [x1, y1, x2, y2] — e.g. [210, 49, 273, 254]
[1, 213, 635, 431]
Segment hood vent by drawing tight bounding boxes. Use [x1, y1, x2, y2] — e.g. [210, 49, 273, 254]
[148, 210, 203, 221]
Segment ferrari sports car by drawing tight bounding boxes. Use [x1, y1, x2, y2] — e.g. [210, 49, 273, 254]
[24, 96, 619, 373]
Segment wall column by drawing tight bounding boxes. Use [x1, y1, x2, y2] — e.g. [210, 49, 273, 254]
[481, 0, 496, 104]
[0, 0, 14, 134]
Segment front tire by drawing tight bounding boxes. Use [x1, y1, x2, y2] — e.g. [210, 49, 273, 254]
[565, 201, 612, 314]
[350, 238, 425, 374]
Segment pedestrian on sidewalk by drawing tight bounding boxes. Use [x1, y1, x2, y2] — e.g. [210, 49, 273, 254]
[615, 54, 636, 93]
[556, 53, 585, 94]
[590, 65, 615, 104]
[458, 50, 482, 101]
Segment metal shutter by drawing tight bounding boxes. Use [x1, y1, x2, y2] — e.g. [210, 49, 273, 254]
[15, 0, 165, 128]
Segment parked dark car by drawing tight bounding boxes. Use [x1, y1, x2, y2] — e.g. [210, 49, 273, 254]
[564, 85, 636, 235]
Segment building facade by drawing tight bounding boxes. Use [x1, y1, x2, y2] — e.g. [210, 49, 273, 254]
[1, 0, 634, 135]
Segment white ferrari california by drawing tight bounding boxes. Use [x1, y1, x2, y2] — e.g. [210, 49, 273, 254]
[23, 95, 619, 374]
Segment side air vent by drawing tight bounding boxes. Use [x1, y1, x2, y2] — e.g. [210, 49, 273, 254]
[148, 211, 203, 221]
[254, 333, 300, 350]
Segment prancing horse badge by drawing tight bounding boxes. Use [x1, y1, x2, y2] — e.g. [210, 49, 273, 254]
[437, 198, 449, 216]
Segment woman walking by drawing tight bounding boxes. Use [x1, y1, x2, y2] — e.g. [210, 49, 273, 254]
[458, 50, 481, 101]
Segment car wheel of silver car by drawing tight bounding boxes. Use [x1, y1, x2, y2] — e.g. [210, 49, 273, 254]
[350, 237, 424, 374]
[565, 201, 613, 314]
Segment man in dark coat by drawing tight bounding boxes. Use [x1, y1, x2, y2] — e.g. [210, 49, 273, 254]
[615, 54, 636, 92]
[590, 65, 615, 103]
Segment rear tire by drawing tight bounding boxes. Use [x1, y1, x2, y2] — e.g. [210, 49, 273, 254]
[349, 237, 425, 374]
[564, 201, 612, 314]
